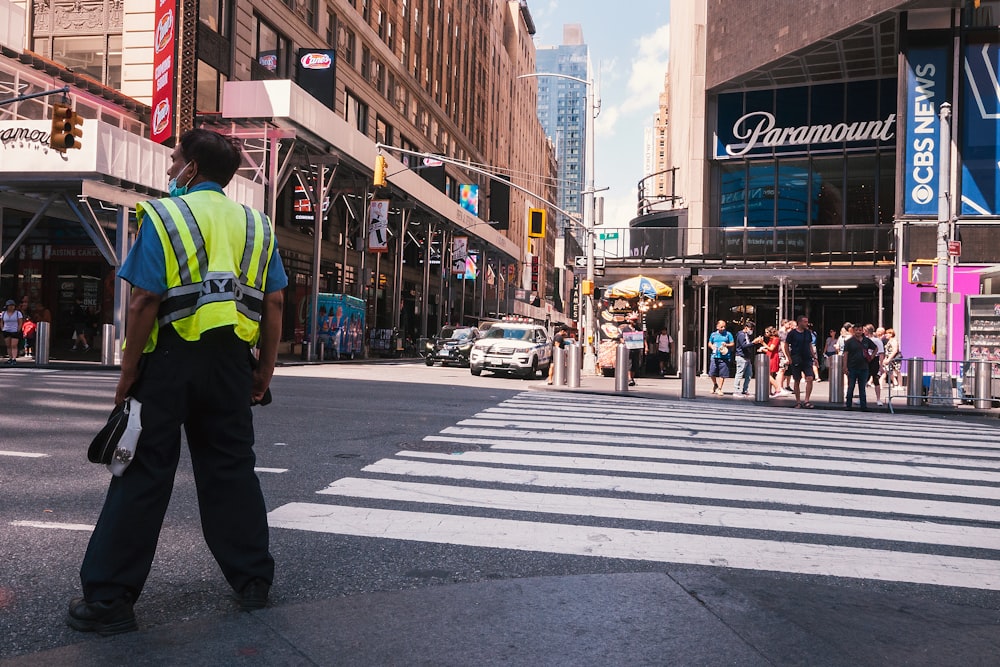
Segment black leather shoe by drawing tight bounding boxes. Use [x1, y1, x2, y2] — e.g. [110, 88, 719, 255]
[237, 578, 270, 611]
[66, 596, 137, 636]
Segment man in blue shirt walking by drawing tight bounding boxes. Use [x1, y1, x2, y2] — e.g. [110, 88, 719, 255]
[708, 319, 734, 395]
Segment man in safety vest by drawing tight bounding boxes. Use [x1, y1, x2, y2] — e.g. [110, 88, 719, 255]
[68, 129, 288, 635]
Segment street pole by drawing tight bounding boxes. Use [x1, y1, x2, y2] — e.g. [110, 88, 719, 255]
[932, 102, 952, 404]
[583, 79, 597, 374]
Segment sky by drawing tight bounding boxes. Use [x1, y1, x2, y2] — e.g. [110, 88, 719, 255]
[530, 0, 671, 229]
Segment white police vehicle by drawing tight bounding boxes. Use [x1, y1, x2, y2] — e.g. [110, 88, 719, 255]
[469, 321, 552, 379]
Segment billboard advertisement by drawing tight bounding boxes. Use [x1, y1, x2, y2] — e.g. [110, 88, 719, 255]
[459, 184, 479, 215]
[961, 43, 1000, 215]
[296, 48, 336, 110]
[903, 47, 949, 216]
[151, 0, 177, 144]
[368, 199, 389, 252]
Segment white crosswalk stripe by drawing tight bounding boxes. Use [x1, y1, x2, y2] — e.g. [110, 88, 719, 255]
[267, 392, 1000, 590]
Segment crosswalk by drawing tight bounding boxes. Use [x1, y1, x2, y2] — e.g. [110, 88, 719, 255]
[267, 392, 1000, 591]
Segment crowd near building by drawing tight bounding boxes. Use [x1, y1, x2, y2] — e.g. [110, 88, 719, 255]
[0, 0, 568, 360]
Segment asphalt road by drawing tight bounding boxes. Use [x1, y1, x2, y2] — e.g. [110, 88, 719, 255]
[1, 361, 999, 665]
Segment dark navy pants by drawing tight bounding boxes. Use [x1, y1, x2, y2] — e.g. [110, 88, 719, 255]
[80, 326, 274, 602]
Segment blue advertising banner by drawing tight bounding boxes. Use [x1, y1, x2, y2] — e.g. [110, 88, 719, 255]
[904, 47, 948, 216]
[961, 43, 1000, 215]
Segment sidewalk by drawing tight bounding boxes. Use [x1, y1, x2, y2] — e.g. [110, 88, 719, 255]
[538, 367, 998, 418]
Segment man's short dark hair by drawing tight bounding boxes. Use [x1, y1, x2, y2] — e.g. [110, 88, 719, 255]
[178, 129, 243, 186]
[744, 321, 755, 329]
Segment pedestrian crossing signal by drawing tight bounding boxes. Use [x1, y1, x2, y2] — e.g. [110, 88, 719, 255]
[49, 102, 83, 152]
[908, 261, 936, 286]
[528, 208, 546, 238]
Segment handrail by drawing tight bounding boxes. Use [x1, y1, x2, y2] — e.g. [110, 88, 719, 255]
[885, 357, 994, 414]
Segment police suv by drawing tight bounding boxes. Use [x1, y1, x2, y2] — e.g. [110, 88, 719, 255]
[469, 322, 552, 379]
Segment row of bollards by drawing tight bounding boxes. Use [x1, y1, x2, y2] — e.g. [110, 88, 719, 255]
[550, 345, 581, 388]
[22, 321, 120, 367]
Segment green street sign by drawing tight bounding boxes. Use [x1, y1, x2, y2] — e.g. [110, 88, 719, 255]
[598, 232, 619, 240]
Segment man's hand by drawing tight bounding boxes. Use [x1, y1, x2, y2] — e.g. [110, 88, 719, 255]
[252, 289, 284, 405]
[114, 288, 160, 405]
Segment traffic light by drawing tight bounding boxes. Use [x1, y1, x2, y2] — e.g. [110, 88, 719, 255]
[49, 102, 83, 152]
[581, 279, 594, 296]
[373, 155, 387, 187]
[528, 207, 546, 238]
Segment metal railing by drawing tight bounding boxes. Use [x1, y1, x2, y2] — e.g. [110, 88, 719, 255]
[886, 357, 996, 414]
[593, 224, 895, 265]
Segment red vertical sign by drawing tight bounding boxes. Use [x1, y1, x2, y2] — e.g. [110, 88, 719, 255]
[151, 0, 177, 144]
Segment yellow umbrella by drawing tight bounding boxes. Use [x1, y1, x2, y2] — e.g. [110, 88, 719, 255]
[604, 275, 673, 299]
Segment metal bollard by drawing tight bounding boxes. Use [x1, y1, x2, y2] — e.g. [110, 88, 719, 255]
[907, 358, 924, 407]
[975, 359, 992, 410]
[35, 321, 50, 366]
[101, 323, 117, 366]
[828, 354, 845, 405]
[318, 341, 325, 361]
[552, 346, 566, 386]
[754, 352, 770, 403]
[567, 344, 581, 387]
[614, 343, 629, 392]
[301, 340, 312, 361]
[681, 350, 696, 399]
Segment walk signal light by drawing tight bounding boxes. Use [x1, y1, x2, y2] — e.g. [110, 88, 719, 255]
[373, 155, 387, 187]
[528, 207, 546, 238]
[49, 102, 83, 152]
[581, 279, 594, 296]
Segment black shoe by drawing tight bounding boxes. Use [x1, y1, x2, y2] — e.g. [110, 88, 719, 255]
[237, 578, 270, 611]
[66, 596, 137, 636]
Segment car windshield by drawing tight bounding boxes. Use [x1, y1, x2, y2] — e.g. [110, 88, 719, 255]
[441, 327, 475, 340]
[482, 327, 533, 341]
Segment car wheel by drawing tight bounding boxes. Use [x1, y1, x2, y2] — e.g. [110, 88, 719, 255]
[425, 357, 435, 366]
[470, 366, 482, 376]
[523, 358, 538, 380]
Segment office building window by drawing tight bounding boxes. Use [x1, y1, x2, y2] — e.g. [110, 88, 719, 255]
[40, 35, 122, 88]
[345, 89, 368, 134]
[200, 0, 231, 35]
[197, 59, 227, 113]
[254, 15, 291, 77]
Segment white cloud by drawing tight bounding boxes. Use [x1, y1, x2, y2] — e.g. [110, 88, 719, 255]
[597, 22, 670, 137]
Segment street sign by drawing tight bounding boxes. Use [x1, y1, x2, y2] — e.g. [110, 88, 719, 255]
[574, 256, 606, 268]
[948, 241, 962, 257]
[598, 232, 619, 240]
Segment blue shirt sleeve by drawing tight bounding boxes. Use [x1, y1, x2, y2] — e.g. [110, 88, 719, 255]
[118, 221, 167, 294]
[264, 245, 289, 293]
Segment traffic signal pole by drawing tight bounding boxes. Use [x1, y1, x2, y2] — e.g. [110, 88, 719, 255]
[0, 85, 69, 107]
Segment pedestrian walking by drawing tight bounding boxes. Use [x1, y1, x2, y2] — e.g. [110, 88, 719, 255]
[883, 327, 901, 389]
[783, 315, 817, 408]
[2, 299, 23, 364]
[843, 323, 877, 410]
[732, 321, 758, 396]
[67, 129, 288, 636]
[655, 326, 673, 377]
[708, 319, 734, 395]
[864, 324, 885, 406]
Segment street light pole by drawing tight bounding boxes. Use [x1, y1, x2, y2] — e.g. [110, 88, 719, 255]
[517, 71, 598, 374]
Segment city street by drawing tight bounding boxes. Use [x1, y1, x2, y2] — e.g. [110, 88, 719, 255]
[1, 361, 999, 665]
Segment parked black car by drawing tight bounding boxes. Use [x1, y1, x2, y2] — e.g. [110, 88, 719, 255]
[424, 326, 481, 367]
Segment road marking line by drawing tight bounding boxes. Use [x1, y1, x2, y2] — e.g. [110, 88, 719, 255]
[360, 458, 995, 522]
[254, 467, 288, 473]
[0, 451, 47, 458]
[471, 440, 1000, 483]
[395, 450, 1000, 501]
[428, 431, 1000, 470]
[267, 502, 1000, 591]
[10, 520, 93, 531]
[460, 415, 1000, 455]
[319, 477, 1000, 550]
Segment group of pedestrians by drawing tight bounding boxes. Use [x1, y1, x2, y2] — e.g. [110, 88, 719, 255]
[707, 317, 902, 410]
[1, 296, 51, 365]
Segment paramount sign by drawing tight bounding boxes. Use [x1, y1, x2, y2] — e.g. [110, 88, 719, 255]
[723, 111, 896, 157]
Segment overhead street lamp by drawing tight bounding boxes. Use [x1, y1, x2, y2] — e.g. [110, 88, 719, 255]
[518, 71, 599, 374]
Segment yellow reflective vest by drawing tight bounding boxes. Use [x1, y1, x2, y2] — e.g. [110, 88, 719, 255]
[135, 190, 275, 351]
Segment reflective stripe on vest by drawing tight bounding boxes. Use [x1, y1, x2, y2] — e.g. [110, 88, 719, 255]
[142, 194, 272, 341]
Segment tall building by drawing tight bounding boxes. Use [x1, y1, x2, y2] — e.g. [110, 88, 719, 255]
[535, 23, 589, 236]
[658, 0, 1000, 374]
[640, 72, 673, 215]
[0, 0, 561, 359]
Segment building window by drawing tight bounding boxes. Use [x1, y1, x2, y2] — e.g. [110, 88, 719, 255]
[345, 89, 368, 134]
[199, 0, 231, 36]
[254, 15, 291, 77]
[361, 45, 370, 80]
[41, 35, 122, 88]
[326, 10, 337, 47]
[196, 59, 227, 113]
[376, 115, 393, 145]
[342, 27, 355, 68]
